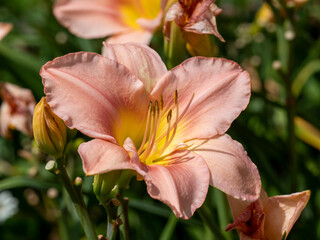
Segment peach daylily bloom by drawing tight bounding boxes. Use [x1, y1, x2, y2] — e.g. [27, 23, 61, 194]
[226, 189, 311, 240]
[40, 43, 261, 219]
[53, 0, 166, 44]
[0, 82, 36, 138]
[0, 23, 12, 41]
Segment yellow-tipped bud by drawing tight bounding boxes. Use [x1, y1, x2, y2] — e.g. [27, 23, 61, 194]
[33, 97, 67, 158]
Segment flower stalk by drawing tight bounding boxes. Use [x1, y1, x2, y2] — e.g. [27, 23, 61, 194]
[46, 157, 97, 240]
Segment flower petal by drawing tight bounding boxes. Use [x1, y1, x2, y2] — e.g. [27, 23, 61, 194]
[102, 42, 167, 93]
[41, 52, 148, 142]
[191, 135, 261, 201]
[123, 138, 210, 219]
[264, 190, 311, 239]
[0, 82, 35, 138]
[0, 23, 13, 41]
[184, 1, 225, 42]
[0, 102, 11, 137]
[78, 139, 133, 176]
[105, 30, 153, 45]
[151, 57, 251, 141]
[163, 2, 185, 39]
[53, 0, 128, 39]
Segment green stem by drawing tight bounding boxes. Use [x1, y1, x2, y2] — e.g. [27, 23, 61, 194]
[119, 196, 130, 240]
[55, 158, 97, 240]
[101, 199, 120, 240]
[284, 12, 297, 193]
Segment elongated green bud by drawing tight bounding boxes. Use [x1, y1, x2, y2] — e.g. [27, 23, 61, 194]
[93, 170, 121, 203]
[33, 97, 67, 158]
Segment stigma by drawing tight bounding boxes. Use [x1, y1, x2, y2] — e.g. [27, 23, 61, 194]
[138, 90, 194, 165]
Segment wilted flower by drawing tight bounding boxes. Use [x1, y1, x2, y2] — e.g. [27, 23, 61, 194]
[226, 189, 310, 240]
[40, 43, 261, 219]
[0, 191, 19, 223]
[163, 0, 224, 57]
[53, 0, 166, 44]
[0, 82, 35, 138]
[33, 97, 67, 158]
[0, 23, 12, 41]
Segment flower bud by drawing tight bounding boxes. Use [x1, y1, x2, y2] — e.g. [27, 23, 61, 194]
[93, 170, 121, 203]
[33, 97, 67, 158]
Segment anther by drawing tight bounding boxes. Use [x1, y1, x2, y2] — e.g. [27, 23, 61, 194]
[160, 95, 163, 110]
[174, 90, 178, 105]
[155, 100, 159, 113]
[167, 109, 172, 123]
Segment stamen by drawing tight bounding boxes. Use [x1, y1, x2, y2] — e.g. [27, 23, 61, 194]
[141, 103, 159, 161]
[174, 90, 178, 105]
[139, 104, 155, 157]
[160, 95, 163, 111]
[137, 102, 152, 155]
[164, 109, 172, 146]
[158, 93, 194, 155]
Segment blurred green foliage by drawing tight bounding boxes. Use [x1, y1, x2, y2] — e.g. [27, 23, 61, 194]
[0, 0, 319, 239]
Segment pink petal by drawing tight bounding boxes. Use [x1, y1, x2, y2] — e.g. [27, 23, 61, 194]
[264, 190, 311, 239]
[136, 12, 163, 32]
[184, 1, 225, 42]
[0, 102, 11, 137]
[0, 83, 35, 138]
[192, 135, 261, 201]
[163, 2, 185, 39]
[151, 57, 251, 142]
[53, 0, 128, 39]
[227, 190, 269, 219]
[0, 23, 13, 41]
[40, 52, 148, 142]
[123, 138, 210, 219]
[78, 139, 133, 176]
[106, 30, 153, 45]
[102, 42, 167, 93]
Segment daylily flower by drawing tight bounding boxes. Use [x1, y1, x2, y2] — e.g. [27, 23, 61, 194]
[53, 0, 166, 44]
[163, 0, 224, 57]
[226, 189, 310, 240]
[40, 42, 261, 219]
[0, 82, 36, 138]
[0, 22, 12, 41]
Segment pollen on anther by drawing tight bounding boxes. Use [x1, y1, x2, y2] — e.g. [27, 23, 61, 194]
[174, 90, 178, 105]
[159, 95, 163, 110]
[167, 109, 172, 122]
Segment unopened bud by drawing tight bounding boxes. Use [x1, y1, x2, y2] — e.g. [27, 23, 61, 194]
[93, 170, 121, 203]
[33, 97, 67, 158]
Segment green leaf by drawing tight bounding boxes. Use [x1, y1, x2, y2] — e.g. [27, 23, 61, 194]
[214, 189, 232, 240]
[292, 59, 320, 97]
[129, 199, 171, 217]
[295, 116, 320, 150]
[0, 176, 58, 191]
[159, 213, 179, 240]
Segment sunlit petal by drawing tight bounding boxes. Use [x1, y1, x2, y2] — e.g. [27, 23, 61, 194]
[79, 139, 133, 176]
[41, 52, 148, 142]
[53, 0, 129, 39]
[124, 138, 210, 219]
[192, 135, 261, 201]
[151, 57, 251, 141]
[264, 190, 311, 239]
[103, 42, 167, 93]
